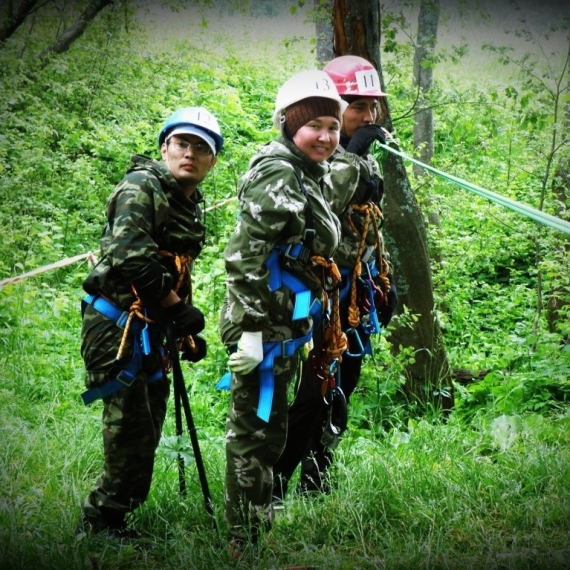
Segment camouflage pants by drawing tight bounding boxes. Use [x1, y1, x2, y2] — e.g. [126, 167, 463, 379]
[81, 304, 170, 519]
[224, 352, 298, 542]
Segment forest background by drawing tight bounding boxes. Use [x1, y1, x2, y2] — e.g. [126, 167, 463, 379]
[1, 0, 570, 569]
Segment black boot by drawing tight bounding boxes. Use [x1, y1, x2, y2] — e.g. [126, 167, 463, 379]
[77, 506, 140, 540]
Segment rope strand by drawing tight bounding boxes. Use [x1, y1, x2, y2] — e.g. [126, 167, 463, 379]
[115, 252, 194, 361]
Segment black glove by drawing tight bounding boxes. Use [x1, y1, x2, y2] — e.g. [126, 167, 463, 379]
[345, 124, 386, 156]
[378, 273, 398, 328]
[181, 335, 207, 363]
[164, 301, 205, 338]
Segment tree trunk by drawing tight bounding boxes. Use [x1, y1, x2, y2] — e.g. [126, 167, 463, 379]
[331, 0, 454, 412]
[314, 0, 334, 65]
[413, 0, 439, 178]
[0, 0, 40, 42]
[38, 0, 114, 63]
[546, 71, 570, 337]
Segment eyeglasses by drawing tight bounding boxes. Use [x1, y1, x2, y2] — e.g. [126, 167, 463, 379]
[169, 139, 213, 156]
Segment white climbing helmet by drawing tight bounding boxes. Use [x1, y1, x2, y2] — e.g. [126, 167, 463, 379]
[272, 69, 347, 130]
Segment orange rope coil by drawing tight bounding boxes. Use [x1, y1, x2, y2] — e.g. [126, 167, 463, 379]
[344, 202, 391, 329]
[308, 256, 348, 397]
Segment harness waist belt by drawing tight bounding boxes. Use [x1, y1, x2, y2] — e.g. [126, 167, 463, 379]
[80, 294, 164, 405]
[216, 330, 313, 423]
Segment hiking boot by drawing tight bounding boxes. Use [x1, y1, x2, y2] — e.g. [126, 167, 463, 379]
[76, 509, 140, 541]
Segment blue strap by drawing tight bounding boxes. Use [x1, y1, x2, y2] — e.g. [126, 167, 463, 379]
[216, 331, 313, 423]
[80, 342, 165, 405]
[82, 294, 130, 328]
[80, 294, 164, 405]
[216, 371, 232, 391]
[267, 248, 317, 321]
[256, 331, 312, 422]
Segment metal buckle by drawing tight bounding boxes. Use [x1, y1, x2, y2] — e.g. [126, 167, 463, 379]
[282, 243, 310, 264]
[361, 245, 374, 263]
[282, 243, 298, 260]
[115, 369, 136, 387]
[116, 311, 129, 328]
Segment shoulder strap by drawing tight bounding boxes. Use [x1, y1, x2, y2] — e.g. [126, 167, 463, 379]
[292, 169, 315, 248]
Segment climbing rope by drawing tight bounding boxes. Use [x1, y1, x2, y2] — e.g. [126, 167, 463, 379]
[0, 197, 236, 289]
[378, 131, 570, 236]
[158, 250, 193, 303]
[116, 252, 194, 361]
[345, 202, 391, 330]
[307, 256, 348, 398]
[115, 296, 152, 360]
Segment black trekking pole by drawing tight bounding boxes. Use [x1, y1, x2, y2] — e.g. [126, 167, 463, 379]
[165, 325, 217, 529]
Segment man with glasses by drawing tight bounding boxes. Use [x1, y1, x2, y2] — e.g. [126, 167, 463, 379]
[78, 107, 222, 539]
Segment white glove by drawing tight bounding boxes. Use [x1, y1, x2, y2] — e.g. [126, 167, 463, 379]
[228, 331, 264, 375]
[300, 337, 314, 361]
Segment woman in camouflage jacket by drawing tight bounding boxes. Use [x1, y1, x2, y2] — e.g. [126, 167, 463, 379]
[218, 69, 349, 555]
[273, 56, 399, 500]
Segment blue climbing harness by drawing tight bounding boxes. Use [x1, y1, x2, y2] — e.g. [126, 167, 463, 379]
[217, 167, 324, 421]
[216, 241, 320, 423]
[80, 294, 165, 405]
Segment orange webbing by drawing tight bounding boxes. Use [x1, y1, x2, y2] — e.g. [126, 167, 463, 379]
[115, 252, 194, 361]
[308, 256, 348, 397]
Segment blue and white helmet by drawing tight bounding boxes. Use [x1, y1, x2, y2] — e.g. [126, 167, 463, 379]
[158, 106, 223, 155]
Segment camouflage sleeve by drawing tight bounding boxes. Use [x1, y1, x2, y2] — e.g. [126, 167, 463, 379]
[323, 151, 362, 214]
[103, 170, 170, 281]
[224, 160, 307, 331]
[324, 152, 385, 269]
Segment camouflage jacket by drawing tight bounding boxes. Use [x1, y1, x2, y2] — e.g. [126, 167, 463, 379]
[83, 155, 205, 309]
[219, 136, 342, 346]
[324, 145, 385, 270]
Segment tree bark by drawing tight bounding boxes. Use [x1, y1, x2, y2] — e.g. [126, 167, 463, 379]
[412, 0, 439, 178]
[314, 0, 334, 65]
[0, 0, 40, 42]
[546, 63, 570, 337]
[38, 0, 114, 63]
[331, 0, 454, 412]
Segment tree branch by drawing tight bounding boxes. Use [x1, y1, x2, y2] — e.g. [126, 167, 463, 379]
[38, 0, 114, 64]
[0, 0, 42, 42]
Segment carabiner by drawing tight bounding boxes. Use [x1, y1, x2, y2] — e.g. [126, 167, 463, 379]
[345, 327, 365, 357]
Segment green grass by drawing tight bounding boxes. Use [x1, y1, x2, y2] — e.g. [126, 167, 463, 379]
[1, 281, 570, 569]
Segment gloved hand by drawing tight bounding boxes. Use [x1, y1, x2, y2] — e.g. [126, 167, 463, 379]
[378, 273, 398, 328]
[164, 301, 205, 338]
[345, 124, 386, 156]
[181, 335, 207, 363]
[131, 260, 172, 303]
[228, 331, 264, 375]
